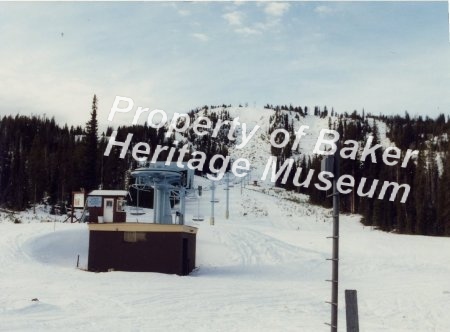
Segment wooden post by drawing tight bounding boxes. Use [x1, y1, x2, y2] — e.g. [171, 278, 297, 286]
[345, 290, 359, 332]
[76, 254, 80, 268]
[71, 191, 74, 224]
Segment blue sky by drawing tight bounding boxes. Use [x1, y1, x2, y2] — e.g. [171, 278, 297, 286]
[0, 1, 449, 127]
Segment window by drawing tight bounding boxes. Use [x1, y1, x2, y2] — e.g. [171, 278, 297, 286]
[106, 200, 113, 208]
[117, 199, 125, 212]
[124, 232, 147, 243]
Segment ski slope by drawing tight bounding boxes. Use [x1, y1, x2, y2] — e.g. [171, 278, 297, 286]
[1, 178, 450, 331]
[190, 106, 394, 183]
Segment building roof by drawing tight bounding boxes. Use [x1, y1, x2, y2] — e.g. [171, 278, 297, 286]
[88, 190, 128, 197]
[88, 223, 198, 234]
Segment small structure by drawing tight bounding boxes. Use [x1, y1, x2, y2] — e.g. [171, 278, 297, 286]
[88, 223, 197, 275]
[87, 164, 197, 276]
[86, 190, 127, 223]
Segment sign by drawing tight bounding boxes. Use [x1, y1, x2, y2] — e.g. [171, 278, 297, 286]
[87, 196, 102, 208]
[73, 192, 85, 208]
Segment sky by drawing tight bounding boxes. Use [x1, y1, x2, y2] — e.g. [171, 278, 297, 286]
[0, 1, 449, 128]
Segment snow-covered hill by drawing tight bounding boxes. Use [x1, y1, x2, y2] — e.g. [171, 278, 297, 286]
[181, 106, 393, 182]
[1, 177, 449, 331]
[226, 107, 331, 180]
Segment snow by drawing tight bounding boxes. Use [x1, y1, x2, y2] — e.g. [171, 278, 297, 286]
[370, 117, 394, 148]
[1, 178, 450, 331]
[192, 107, 336, 183]
[0, 107, 447, 331]
[196, 107, 397, 185]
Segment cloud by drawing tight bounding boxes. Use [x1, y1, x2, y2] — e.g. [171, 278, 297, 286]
[264, 2, 290, 17]
[168, 3, 190, 17]
[223, 11, 244, 26]
[223, 10, 260, 35]
[177, 9, 190, 17]
[192, 33, 209, 42]
[235, 27, 261, 36]
[223, 5, 283, 36]
[314, 5, 333, 16]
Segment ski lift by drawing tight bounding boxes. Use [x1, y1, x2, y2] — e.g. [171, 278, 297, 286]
[131, 165, 187, 224]
[130, 183, 146, 216]
[192, 185, 204, 222]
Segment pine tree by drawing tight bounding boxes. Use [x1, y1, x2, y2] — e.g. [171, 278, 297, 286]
[84, 95, 99, 191]
[28, 134, 46, 208]
[410, 151, 427, 234]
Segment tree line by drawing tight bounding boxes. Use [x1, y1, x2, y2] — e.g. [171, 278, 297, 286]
[269, 107, 450, 236]
[0, 97, 229, 211]
[1, 97, 449, 236]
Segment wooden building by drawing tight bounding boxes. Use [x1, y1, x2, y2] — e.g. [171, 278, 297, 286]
[87, 223, 197, 275]
[86, 190, 128, 223]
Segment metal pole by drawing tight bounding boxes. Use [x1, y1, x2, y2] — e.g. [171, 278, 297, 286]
[225, 173, 230, 219]
[136, 185, 140, 213]
[330, 143, 340, 332]
[180, 187, 185, 225]
[210, 180, 215, 225]
[240, 177, 243, 195]
[153, 185, 157, 223]
[197, 190, 200, 218]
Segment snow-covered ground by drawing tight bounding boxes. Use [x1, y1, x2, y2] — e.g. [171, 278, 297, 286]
[1, 177, 450, 331]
